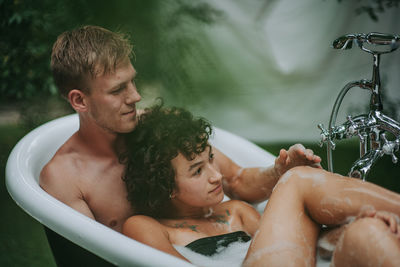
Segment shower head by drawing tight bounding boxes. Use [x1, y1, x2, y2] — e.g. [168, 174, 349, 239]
[366, 32, 400, 46]
[332, 32, 400, 53]
[332, 34, 356, 50]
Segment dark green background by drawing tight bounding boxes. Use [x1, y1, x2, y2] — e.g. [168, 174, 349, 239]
[2, 0, 399, 265]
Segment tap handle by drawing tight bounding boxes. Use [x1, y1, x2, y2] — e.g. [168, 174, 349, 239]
[380, 133, 399, 164]
[392, 154, 398, 164]
[317, 124, 327, 147]
[318, 124, 336, 149]
[346, 116, 365, 142]
[346, 116, 356, 134]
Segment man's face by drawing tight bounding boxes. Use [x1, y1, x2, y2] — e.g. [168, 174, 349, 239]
[85, 61, 141, 134]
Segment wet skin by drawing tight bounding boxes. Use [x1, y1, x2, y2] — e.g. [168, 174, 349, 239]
[243, 166, 400, 267]
[123, 147, 261, 261]
[40, 61, 142, 231]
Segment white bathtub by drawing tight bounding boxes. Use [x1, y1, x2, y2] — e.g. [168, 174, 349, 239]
[5, 113, 329, 266]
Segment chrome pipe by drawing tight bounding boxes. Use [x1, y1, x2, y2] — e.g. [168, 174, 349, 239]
[326, 80, 371, 172]
[319, 32, 400, 181]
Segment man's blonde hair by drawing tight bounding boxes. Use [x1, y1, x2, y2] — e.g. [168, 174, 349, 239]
[51, 25, 133, 98]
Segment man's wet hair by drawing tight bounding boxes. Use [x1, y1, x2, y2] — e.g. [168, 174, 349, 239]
[120, 102, 212, 218]
[51, 25, 133, 98]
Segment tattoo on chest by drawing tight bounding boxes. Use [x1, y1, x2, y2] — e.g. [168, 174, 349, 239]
[173, 222, 199, 232]
[172, 209, 232, 232]
[210, 209, 230, 225]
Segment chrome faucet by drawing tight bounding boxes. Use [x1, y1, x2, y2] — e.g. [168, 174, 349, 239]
[318, 32, 400, 181]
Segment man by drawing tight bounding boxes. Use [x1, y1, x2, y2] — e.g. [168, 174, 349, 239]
[41, 26, 400, 266]
[40, 25, 321, 232]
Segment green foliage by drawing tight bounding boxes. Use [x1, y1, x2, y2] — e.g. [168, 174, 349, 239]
[337, 0, 400, 21]
[1, 0, 398, 107]
[1, 0, 60, 102]
[0, 0, 222, 107]
[0, 124, 56, 266]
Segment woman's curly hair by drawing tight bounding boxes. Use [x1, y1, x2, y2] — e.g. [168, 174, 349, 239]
[120, 102, 212, 218]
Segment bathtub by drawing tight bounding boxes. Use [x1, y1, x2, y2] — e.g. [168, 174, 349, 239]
[5, 114, 329, 266]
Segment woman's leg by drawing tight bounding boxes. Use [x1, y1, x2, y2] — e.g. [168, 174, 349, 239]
[332, 216, 400, 267]
[243, 166, 400, 267]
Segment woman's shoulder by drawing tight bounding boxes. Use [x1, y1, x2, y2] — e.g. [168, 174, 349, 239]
[123, 215, 168, 240]
[213, 200, 258, 221]
[218, 199, 256, 212]
[122, 215, 190, 262]
[218, 200, 260, 236]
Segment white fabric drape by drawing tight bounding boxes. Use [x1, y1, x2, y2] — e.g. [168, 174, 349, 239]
[160, 0, 400, 143]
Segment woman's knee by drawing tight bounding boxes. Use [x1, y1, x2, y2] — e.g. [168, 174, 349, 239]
[332, 217, 400, 267]
[275, 166, 328, 193]
[337, 217, 385, 247]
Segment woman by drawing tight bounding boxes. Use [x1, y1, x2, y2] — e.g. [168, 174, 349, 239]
[121, 104, 400, 266]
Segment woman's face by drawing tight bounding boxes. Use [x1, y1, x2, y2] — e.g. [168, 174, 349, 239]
[171, 146, 224, 208]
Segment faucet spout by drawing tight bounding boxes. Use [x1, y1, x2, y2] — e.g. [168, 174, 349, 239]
[373, 110, 400, 137]
[349, 149, 383, 180]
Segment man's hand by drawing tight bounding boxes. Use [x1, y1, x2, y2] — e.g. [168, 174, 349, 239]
[274, 144, 322, 177]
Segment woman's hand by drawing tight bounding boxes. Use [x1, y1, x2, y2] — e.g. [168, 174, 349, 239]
[274, 144, 322, 177]
[357, 208, 400, 239]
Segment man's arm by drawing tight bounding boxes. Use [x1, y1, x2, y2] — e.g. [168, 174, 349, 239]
[40, 163, 95, 219]
[216, 144, 321, 203]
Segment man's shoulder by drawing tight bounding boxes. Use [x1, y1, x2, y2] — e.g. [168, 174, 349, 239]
[39, 137, 98, 218]
[39, 134, 85, 187]
[41, 151, 75, 178]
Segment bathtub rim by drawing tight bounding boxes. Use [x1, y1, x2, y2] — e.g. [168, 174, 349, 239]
[5, 113, 195, 267]
[5, 113, 277, 266]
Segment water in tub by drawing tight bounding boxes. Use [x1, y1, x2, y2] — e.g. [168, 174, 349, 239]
[174, 240, 251, 267]
[174, 238, 330, 267]
[171, 196, 330, 266]
[173, 200, 330, 267]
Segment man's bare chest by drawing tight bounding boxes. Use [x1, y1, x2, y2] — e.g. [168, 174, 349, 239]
[80, 163, 133, 231]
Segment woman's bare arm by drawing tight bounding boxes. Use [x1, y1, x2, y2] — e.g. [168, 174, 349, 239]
[122, 215, 189, 261]
[233, 200, 261, 237]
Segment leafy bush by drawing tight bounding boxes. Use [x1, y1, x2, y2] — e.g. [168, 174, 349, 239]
[1, 0, 397, 106]
[0, 0, 220, 105]
[1, 0, 63, 102]
[337, 0, 399, 21]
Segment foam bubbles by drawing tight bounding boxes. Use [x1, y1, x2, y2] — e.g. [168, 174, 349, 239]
[343, 187, 400, 207]
[277, 170, 294, 184]
[276, 167, 328, 189]
[174, 240, 250, 267]
[204, 207, 214, 218]
[296, 169, 327, 187]
[243, 241, 304, 267]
